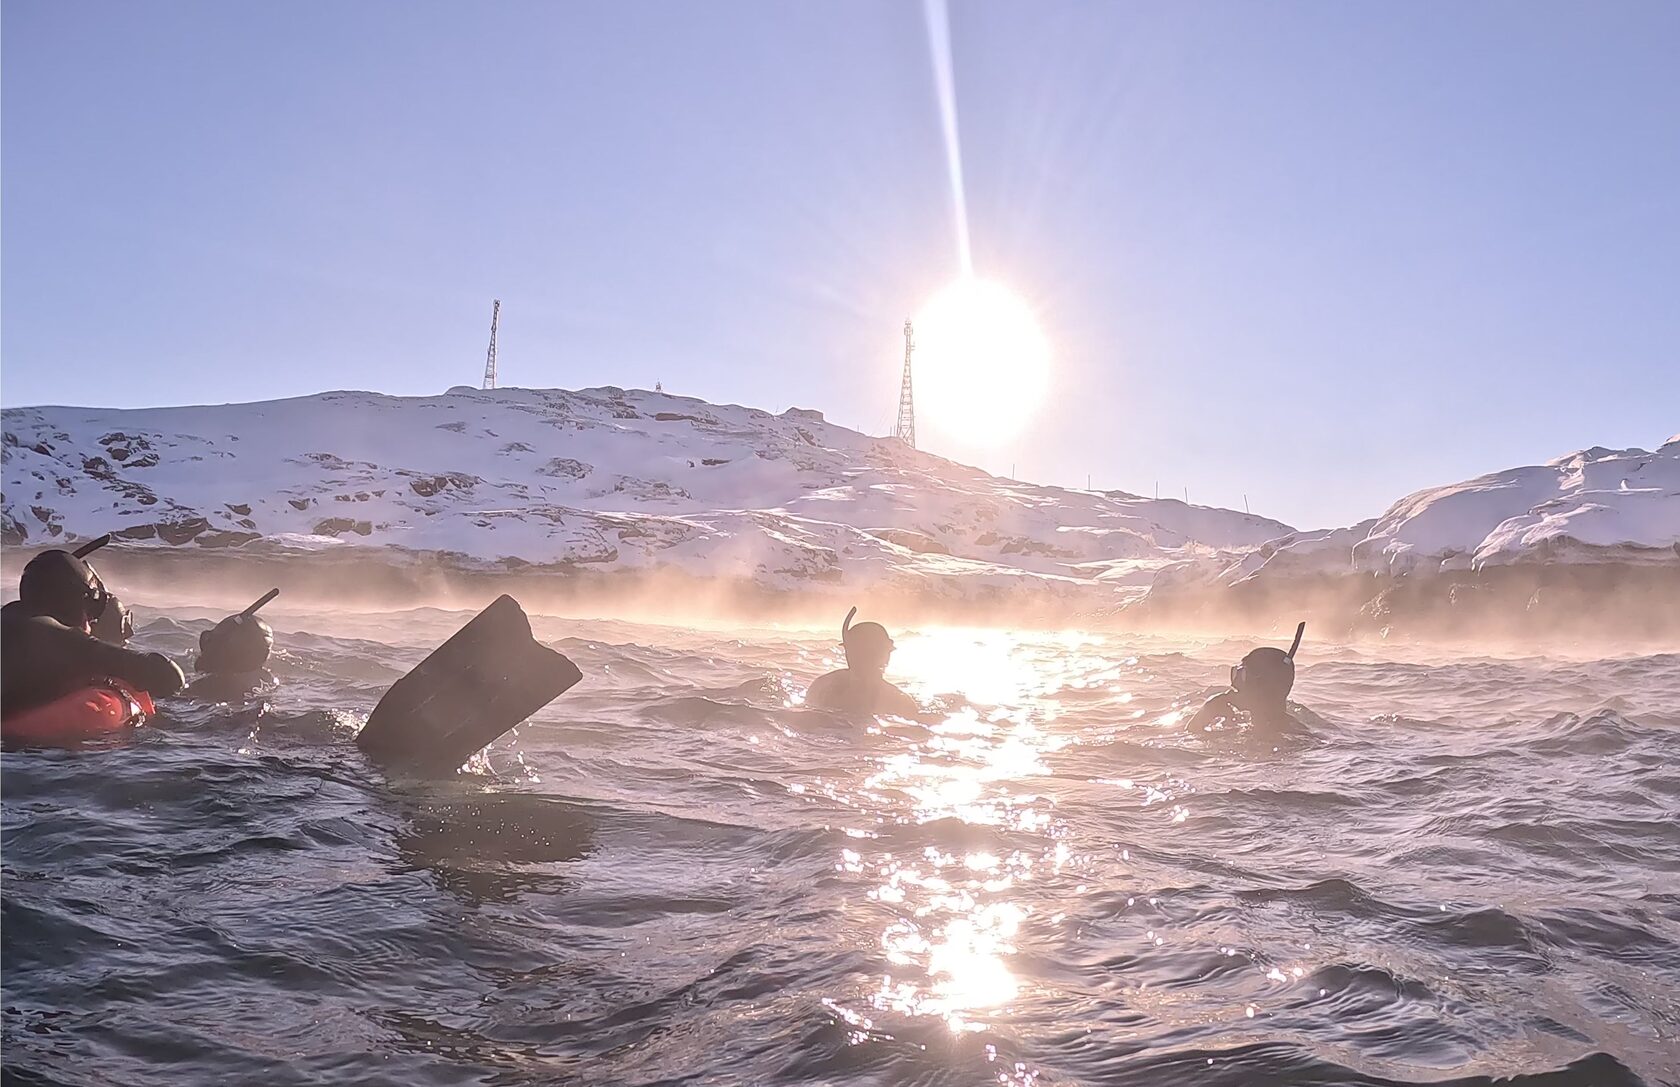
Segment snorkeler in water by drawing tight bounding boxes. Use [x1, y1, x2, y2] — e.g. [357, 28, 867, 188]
[805, 607, 920, 717]
[184, 589, 281, 702]
[1188, 622, 1312, 740]
[1, 545, 185, 718]
[66, 536, 136, 646]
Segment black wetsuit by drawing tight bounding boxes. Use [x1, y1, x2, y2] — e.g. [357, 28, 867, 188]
[1188, 690, 1312, 741]
[184, 670, 276, 703]
[807, 669, 920, 716]
[0, 601, 185, 716]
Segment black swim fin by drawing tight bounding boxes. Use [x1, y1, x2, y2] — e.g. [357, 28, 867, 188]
[355, 595, 582, 775]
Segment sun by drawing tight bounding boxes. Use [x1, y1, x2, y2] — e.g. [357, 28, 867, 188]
[912, 278, 1050, 448]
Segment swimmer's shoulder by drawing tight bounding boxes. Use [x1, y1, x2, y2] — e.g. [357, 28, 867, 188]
[1188, 691, 1239, 732]
[805, 668, 848, 709]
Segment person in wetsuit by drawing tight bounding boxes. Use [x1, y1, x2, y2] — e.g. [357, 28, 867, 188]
[184, 591, 279, 702]
[806, 608, 919, 716]
[1188, 622, 1312, 740]
[1, 549, 185, 716]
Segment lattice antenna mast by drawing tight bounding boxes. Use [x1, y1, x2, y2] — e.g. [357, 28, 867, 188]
[481, 299, 501, 390]
[893, 319, 916, 447]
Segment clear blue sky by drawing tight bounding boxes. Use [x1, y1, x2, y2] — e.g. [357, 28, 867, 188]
[4, 0, 1676, 529]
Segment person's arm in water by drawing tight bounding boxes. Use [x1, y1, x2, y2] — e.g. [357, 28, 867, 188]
[28, 615, 186, 698]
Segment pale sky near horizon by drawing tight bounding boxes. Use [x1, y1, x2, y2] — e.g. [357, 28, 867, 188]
[4, 0, 1676, 530]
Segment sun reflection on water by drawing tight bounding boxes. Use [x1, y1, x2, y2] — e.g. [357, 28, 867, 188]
[826, 628, 1116, 1038]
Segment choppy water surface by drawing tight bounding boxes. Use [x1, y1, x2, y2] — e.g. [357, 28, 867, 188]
[4, 606, 1678, 1086]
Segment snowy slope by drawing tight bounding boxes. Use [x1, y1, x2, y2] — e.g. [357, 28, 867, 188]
[1, 386, 1292, 601]
[1159, 438, 1680, 593]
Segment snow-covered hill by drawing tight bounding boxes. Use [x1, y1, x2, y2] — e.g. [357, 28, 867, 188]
[1155, 438, 1680, 597]
[1, 386, 1292, 603]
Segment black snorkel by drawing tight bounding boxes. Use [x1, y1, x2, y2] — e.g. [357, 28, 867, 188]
[243, 588, 281, 617]
[1287, 620, 1306, 661]
[72, 534, 113, 560]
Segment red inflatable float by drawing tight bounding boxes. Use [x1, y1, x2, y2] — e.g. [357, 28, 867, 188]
[2, 680, 156, 748]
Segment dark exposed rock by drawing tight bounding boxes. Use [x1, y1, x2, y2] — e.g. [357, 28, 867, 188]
[289, 498, 312, 510]
[410, 473, 479, 498]
[158, 517, 210, 545]
[537, 458, 590, 479]
[1000, 538, 1078, 559]
[868, 528, 951, 556]
[313, 517, 373, 537]
[226, 502, 252, 516]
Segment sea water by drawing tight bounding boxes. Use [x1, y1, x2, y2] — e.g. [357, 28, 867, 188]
[4, 607, 1677, 1085]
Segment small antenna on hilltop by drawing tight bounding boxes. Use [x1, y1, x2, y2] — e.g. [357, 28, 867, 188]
[482, 299, 501, 390]
[893, 320, 916, 448]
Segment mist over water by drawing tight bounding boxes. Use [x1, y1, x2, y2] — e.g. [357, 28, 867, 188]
[4, 603, 1678, 1086]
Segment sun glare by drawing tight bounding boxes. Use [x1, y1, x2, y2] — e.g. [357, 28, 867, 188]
[913, 278, 1050, 448]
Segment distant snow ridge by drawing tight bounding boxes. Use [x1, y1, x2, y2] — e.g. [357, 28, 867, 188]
[1, 386, 1291, 600]
[1175, 437, 1680, 591]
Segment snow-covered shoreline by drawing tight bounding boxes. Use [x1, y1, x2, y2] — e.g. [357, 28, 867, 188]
[4, 387, 1675, 639]
[1, 386, 1289, 608]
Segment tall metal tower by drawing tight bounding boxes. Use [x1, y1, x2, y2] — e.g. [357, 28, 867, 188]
[481, 299, 501, 390]
[893, 319, 916, 448]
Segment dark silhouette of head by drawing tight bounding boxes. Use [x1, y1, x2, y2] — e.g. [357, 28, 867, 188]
[196, 589, 280, 675]
[19, 550, 108, 630]
[197, 615, 274, 674]
[1230, 622, 1305, 711]
[841, 607, 894, 675]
